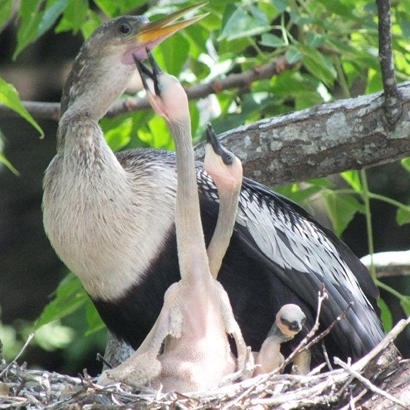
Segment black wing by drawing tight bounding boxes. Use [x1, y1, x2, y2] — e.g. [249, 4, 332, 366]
[198, 169, 384, 362]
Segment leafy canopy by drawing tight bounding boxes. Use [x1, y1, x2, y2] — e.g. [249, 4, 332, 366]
[0, 0, 409, 344]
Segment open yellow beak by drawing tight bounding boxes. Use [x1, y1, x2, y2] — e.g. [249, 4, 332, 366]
[136, 2, 209, 45]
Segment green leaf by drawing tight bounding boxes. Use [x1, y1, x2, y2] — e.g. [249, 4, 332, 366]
[271, 71, 318, 95]
[80, 10, 101, 39]
[378, 298, 392, 332]
[85, 300, 105, 335]
[157, 33, 189, 76]
[307, 177, 335, 188]
[138, 115, 173, 149]
[272, 0, 287, 13]
[401, 157, 410, 172]
[0, 0, 13, 29]
[219, 6, 269, 41]
[38, 0, 68, 38]
[260, 33, 285, 48]
[286, 186, 322, 205]
[325, 192, 364, 236]
[400, 20, 410, 38]
[35, 321, 75, 351]
[400, 297, 410, 316]
[35, 273, 88, 329]
[189, 101, 200, 140]
[0, 150, 19, 176]
[306, 32, 325, 48]
[396, 207, 410, 226]
[366, 68, 382, 94]
[94, 0, 147, 17]
[341, 170, 362, 193]
[184, 24, 208, 58]
[93, 0, 117, 17]
[301, 45, 337, 85]
[0, 77, 44, 137]
[105, 117, 133, 151]
[285, 47, 303, 64]
[190, 59, 210, 80]
[316, 0, 357, 21]
[249, 5, 268, 25]
[56, 0, 89, 34]
[13, 0, 43, 59]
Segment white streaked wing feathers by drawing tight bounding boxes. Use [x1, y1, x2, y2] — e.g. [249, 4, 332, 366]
[236, 188, 372, 309]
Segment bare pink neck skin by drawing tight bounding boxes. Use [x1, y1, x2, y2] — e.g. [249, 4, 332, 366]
[168, 119, 211, 286]
[207, 182, 241, 279]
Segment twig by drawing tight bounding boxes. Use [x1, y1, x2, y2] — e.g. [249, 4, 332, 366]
[353, 317, 409, 372]
[0, 56, 294, 121]
[96, 352, 113, 369]
[376, 0, 402, 128]
[302, 302, 353, 353]
[277, 285, 328, 373]
[339, 388, 367, 410]
[321, 342, 333, 371]
[0, 333, 34, 378]
[334, 357, 407, 408]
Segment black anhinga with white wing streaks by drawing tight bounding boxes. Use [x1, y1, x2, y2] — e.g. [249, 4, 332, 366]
[42, 4, 385, 368]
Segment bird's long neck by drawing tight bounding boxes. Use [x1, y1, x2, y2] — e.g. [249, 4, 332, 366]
[207, 188, 240, 279]
[169, 119, 211, 285]
[57, 54, 133, 152]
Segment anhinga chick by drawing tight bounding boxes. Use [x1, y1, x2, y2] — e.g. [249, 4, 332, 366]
[254, 304, 309, 376]
[99, 53, 249, 392]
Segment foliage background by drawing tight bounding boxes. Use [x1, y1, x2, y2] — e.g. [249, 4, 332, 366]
[0, 0, 409, 375]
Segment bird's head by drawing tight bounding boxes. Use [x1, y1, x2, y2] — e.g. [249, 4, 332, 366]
[276, 304, 306, 338]
[204, 124, 243, 195]
[134, 51, 190, 127]
[61, 3, 207, 119]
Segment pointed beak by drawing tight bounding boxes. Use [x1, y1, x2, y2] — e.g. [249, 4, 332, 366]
[205, 123, 234, 166]
[136, 2, 208, 48]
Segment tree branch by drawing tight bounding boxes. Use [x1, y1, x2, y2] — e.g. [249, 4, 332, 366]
[0, 56, 294, 121]
[361, 250, 410, 279]
[1, 82, 409, 189]
[376, 0, 403, 128]
[195, 82, 410, 187]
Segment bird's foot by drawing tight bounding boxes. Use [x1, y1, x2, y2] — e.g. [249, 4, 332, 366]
[219, 347, 255, 385]
[98, 352, 161, 388]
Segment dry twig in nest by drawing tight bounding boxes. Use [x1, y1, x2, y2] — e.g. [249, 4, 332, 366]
[0, 317, 408, 409]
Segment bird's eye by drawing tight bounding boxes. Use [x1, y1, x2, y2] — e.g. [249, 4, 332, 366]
[118, 22, 132, 36]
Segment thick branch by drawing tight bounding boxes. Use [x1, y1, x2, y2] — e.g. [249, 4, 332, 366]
[361, 251, 410, 279]
[194, 82, 410, 187]
[376, 0, 403, 128]
[1, 79, 409, 188]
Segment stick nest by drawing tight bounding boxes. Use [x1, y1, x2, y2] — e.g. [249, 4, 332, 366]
[1, 318, 409, 410]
